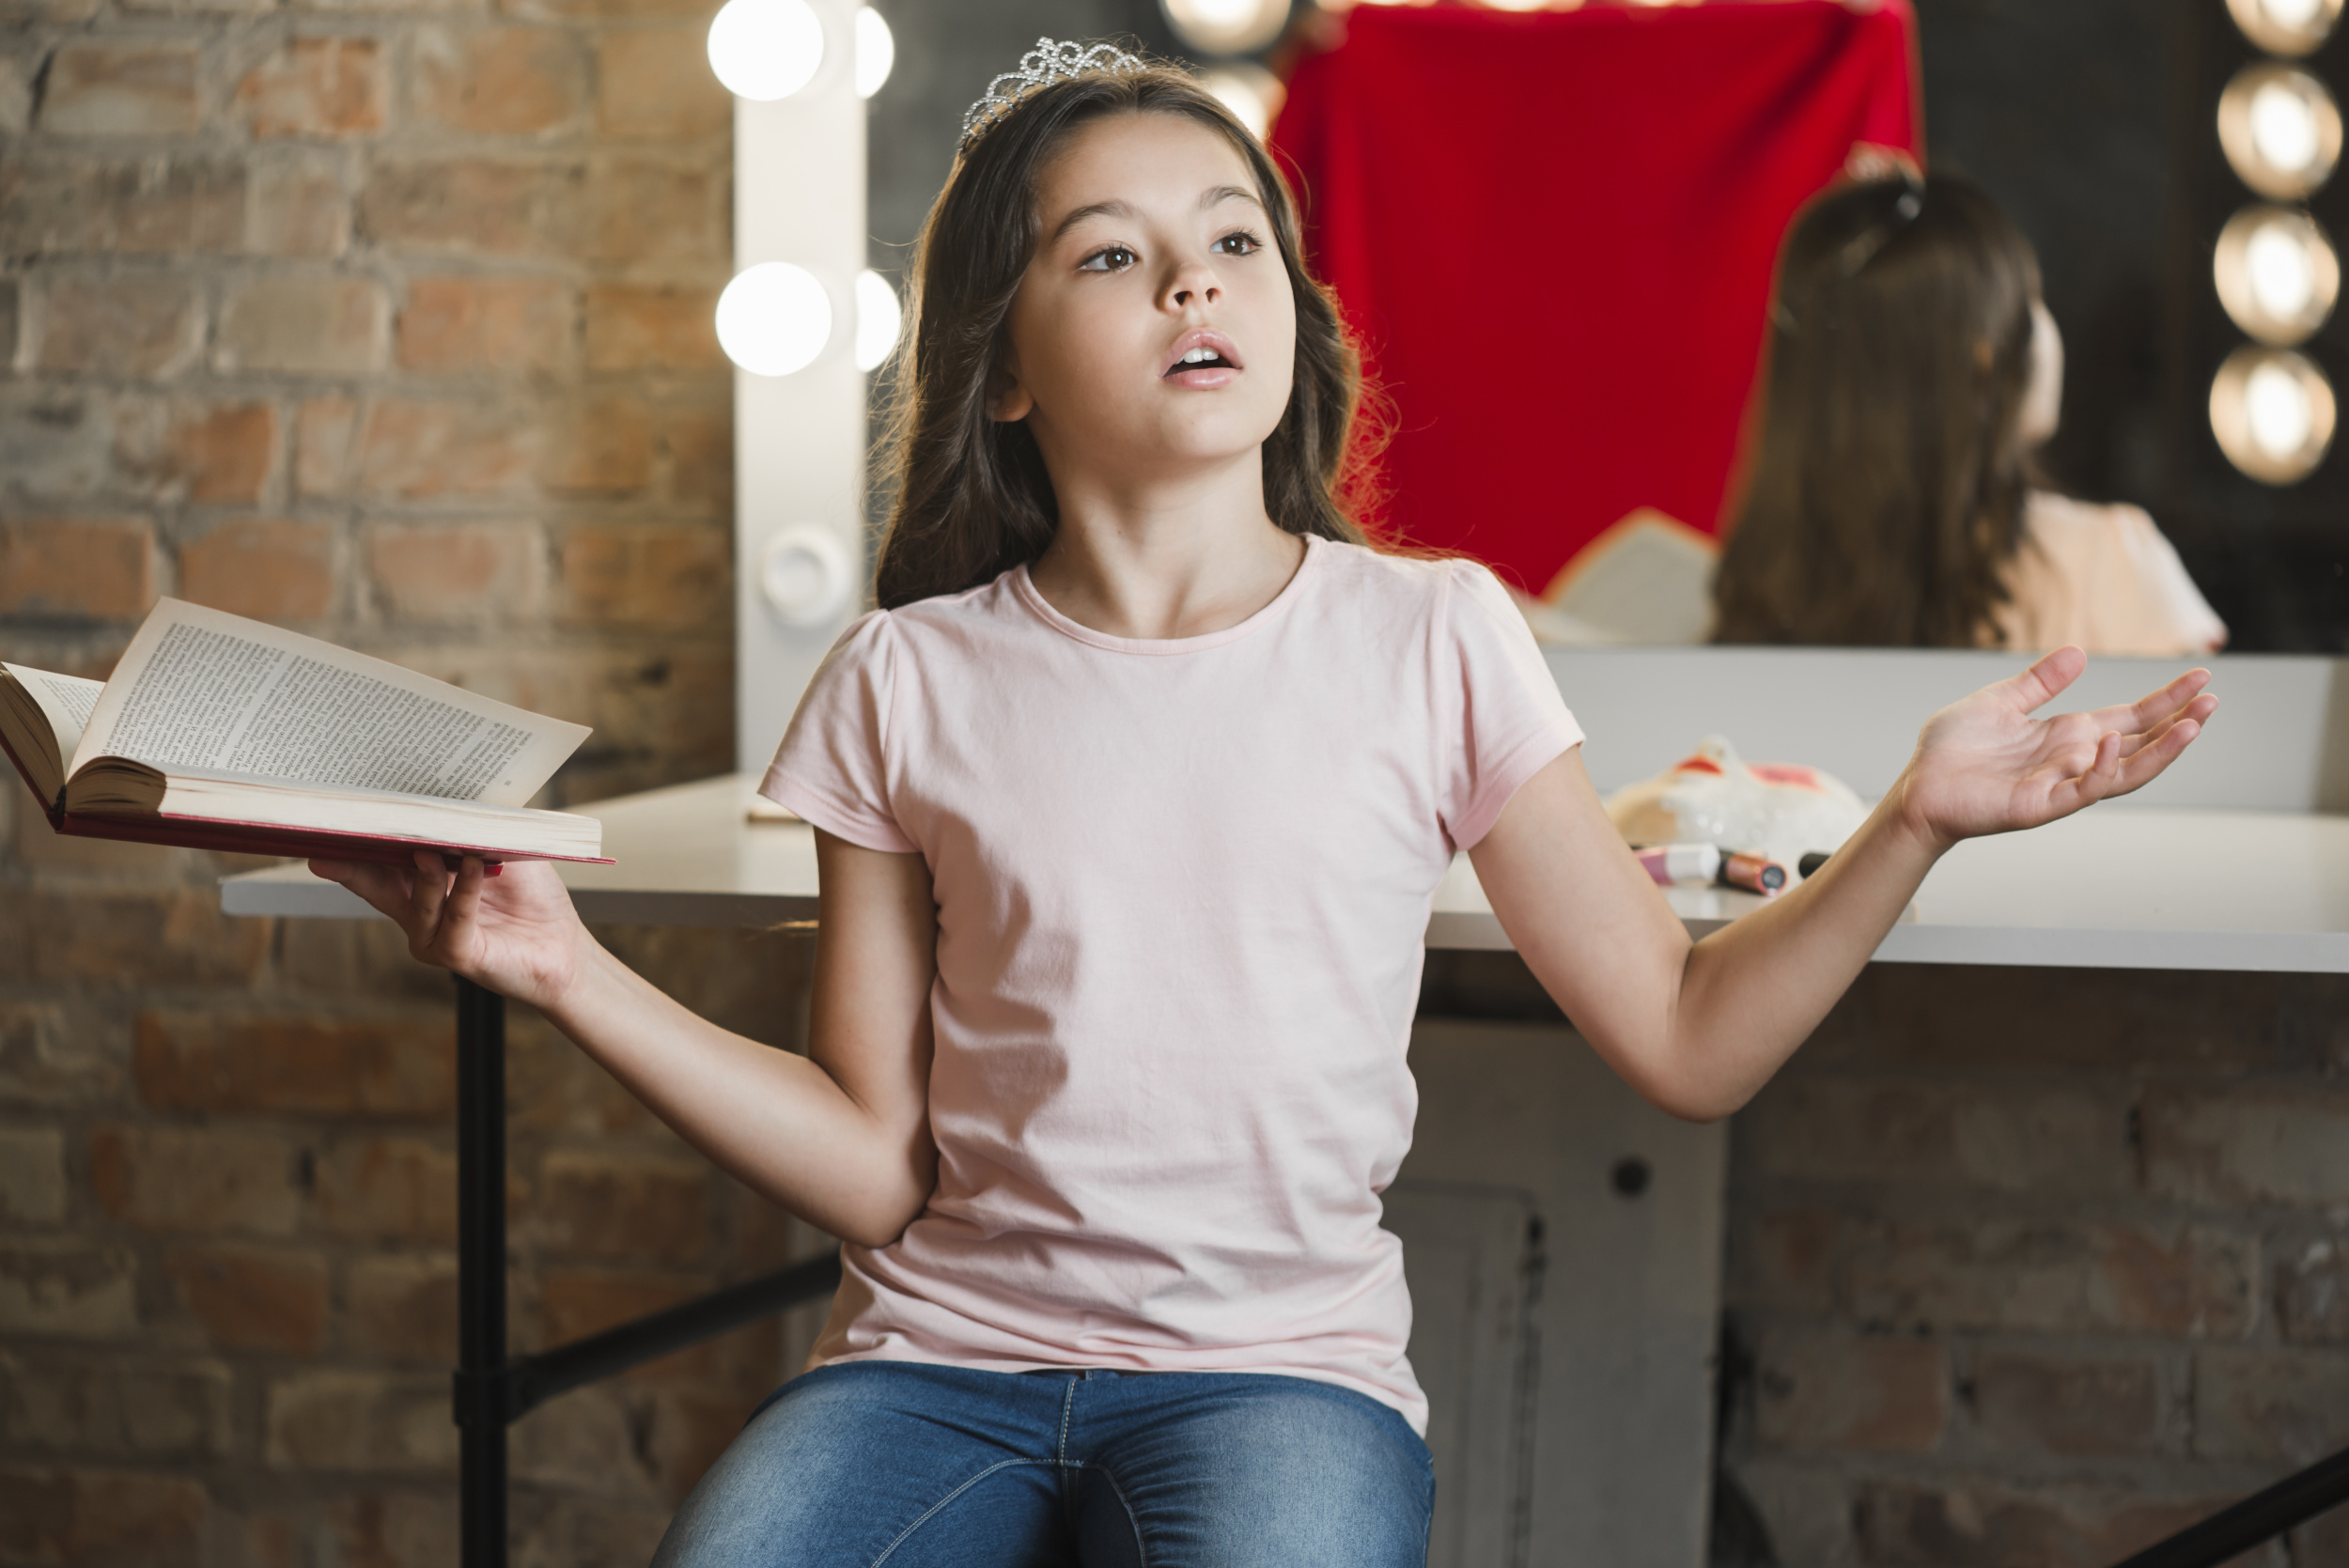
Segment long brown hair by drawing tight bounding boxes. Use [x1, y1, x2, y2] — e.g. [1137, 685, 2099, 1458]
[871, 62, 1371, 609]
[1711, 172, 2042, 646]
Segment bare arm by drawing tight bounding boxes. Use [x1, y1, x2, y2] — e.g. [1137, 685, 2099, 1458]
[310, 830, 939, 1248]
[1470, 649, 2216, 1121]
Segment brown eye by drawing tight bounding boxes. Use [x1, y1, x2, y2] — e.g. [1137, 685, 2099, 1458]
[1213, 231, 1263, 256]
[1079, 245, 1137, 272]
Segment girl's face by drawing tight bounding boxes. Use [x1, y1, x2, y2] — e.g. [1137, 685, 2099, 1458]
[995, 111, 1298, 487]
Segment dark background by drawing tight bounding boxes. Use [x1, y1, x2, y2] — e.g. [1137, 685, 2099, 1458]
[862, 0, 2349, 650]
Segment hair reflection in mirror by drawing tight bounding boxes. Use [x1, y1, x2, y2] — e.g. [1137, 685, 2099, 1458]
[1712, 173, 2040, 647]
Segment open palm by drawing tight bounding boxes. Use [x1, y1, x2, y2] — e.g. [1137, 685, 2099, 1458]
[309, 854, 589, 1012]
[1896, 646, 2217, 850]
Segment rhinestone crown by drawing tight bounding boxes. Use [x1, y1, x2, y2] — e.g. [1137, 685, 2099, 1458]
[959, 38, 1149, 153]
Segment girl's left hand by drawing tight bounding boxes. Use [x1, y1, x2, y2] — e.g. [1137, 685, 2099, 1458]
[1892, 645, 2217, 852]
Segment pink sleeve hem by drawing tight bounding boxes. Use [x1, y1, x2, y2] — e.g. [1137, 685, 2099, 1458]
[1447, 717, 1585, 851]
[758, 771, 919, 856]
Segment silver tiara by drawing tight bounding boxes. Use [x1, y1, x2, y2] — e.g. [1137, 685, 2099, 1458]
[959, 38, 1148, 153]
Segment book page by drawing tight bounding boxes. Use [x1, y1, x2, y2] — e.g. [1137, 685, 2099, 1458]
[73, 600, 590, 808]
[2, 664, 102, 764]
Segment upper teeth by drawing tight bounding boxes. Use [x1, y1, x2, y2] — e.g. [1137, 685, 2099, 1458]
[1181, 348, 1218, 364]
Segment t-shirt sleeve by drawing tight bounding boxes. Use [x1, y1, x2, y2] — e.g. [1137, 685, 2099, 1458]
[1437, 560, 1586, 849]
[757, 610, 919, 854]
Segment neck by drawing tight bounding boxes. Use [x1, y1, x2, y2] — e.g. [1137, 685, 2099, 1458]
[1026, 447, 1305, 641]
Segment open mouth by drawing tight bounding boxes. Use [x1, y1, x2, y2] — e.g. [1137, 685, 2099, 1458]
[1165, 347, 1237, 376]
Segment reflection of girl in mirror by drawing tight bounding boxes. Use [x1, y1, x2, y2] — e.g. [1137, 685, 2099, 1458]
[1712, 173, 2227, 655]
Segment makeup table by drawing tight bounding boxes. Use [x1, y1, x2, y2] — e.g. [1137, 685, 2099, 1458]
[216, 645, 2349, 1568]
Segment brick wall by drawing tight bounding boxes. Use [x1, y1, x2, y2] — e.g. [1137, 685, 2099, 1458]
[1722, 964, 2349, 1567]
[0, 0, 836, 1560]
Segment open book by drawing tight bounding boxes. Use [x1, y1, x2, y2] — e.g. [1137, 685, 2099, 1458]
[2, 599, 607, 865]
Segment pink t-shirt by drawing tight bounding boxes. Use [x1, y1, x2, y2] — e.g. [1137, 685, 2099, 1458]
[759, 534, 1583, 1433]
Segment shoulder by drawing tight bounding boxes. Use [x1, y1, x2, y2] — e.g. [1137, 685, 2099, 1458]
[855, 568, 1030, 648]
[1312, 539, 1516, 624]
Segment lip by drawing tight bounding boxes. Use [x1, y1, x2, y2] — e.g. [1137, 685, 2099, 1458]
[1160, 328, 1244, 384]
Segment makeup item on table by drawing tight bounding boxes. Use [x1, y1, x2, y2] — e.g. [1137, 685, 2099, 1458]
[1797, 850, 1832, 879]
[1718, 850, 1788, 896]
[1634, 843, 1720, 886]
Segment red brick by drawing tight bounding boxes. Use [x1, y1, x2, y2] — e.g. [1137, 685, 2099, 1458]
[0, 1350, 233, 1458]
[0, 1467, 209, 1568]
[1745, 1077, 2130, 1196]
[510, 1385, 650, 1492]
[509, 1493, 671, 1565]
[215, 274, 387, 374]
[177, 518, 337, 622]
[17, 890, 271, 986]
[2279, 1238, 2349, 1343]
[2144, 1086, 2349, 1206]
[1843, 1220, 2254, 1339]
[0, 1241, 139, 1337]
[34, 274, 203, 378]
[1754, 1330, 1946, 1454]
[397, 275, 575, 374]
[557, 522, 726, 627]
[343, 1253, 457, 1364]
[414, 26, 585, 135]
[0, 518, 155, 617]
[596, 29, 728, 139]
[507, 1010, 655, 1135]
[367, 520, 544, 621]
[0, 1127, 66, 1222]
[10, 809, 185, 877]
[0, 1001, 118, 1109]
[246, 149, 350, 257]
[294, 394, 358, 496]
[355, 398, 537, 498]
[264, 1371, 458, 1472]
[314, 1136, 458, 1244]
[663, 407, 732, 507]
[537, 1149, 709, 1263]
[90, 1125, 302, 1235]
[506, 0, 708, 17]
[2296, 1502, 2349, 1567]
[1856, 1480, 2232, 1568]
[137, 1008, 449, 1116]
[312, 1493, 458, 1568]
[0, 159, 244, 256]
[38, 44, 200, 135]
[358, 158, 579, 258]
[163, 1243, 328, 1356]
[586, 157, 720, 263]
[2193, 1347, 2349, 1465]
[539, 398, 655, 494]
[1971, 1351, 2166, 1457]
[584, 284, 720, 371]
[136, 399, 276, 504]
[646, 1388, 765, 1502]
[236, 38, 387, 137]
[540, 1267, 777, 1386]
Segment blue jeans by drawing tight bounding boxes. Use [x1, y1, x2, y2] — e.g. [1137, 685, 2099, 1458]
[650, 1361, 1435, 1567]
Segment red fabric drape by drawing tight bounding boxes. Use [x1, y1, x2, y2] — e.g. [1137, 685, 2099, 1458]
[1270, 0, 1921, 594]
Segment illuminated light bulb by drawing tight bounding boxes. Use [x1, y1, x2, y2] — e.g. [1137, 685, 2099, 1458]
[853, 269, 900, 372]
[716, 262, 832, 377]
[707, 0, 824, 102]
[2227, 0, 2342, 55]
[2210, 345, 2337, 483]
[1200, 63, 1284, 140]
[2215, 204, 2340, 344]
[854, 7, 893, 99]
[1161, 0, 1291, 54]
[2218, 65, 2342, 199]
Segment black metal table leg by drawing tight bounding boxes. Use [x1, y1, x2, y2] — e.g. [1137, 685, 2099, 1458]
[454, 977, 509, 1568]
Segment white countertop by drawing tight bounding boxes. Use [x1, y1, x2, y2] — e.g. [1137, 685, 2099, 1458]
[218, 773, 2349, 973]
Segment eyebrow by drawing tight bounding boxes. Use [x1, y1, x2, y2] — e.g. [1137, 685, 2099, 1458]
[1048, 184, 1266, 244]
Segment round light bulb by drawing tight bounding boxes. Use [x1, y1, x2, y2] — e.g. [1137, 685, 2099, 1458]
[854, 7, 894, 99]
[1199, 64, 1284, 140]
[2210, 345, 2337, 483]
[2219, 65, 2342, 199]
[716, 262, 832, 377]
[853, 269, 900, 372]
[707, 0, 825, 102]
[2215, 204, 2341, 344]
[1161, 0, 1291, 56]
[2228, 0, 2342, 55]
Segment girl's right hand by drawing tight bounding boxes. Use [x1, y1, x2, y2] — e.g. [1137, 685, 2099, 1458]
[307, 853, 590, 1013]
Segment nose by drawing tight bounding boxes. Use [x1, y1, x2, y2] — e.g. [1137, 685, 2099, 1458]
[1163, 258, 1221, 312]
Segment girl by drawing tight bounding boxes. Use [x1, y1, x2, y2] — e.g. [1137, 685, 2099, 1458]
[313, 45, 2215, 1568]
[1711, 171, 2228, 656]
